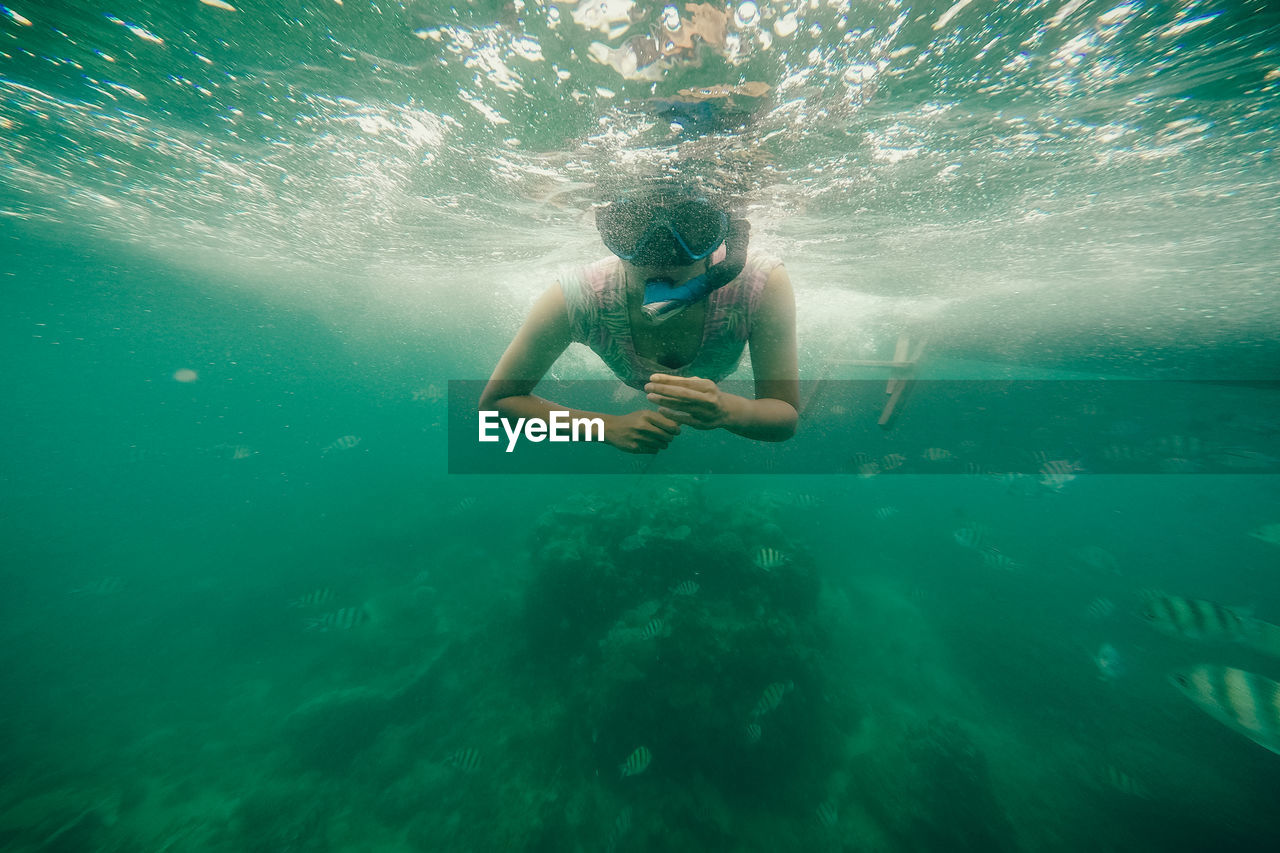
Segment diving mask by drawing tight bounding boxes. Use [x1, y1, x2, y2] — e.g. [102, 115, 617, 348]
[596, 193, 729, 268]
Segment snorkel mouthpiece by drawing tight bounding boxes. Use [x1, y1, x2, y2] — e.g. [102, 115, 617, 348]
[642, 275, 714, 323]
[639, 218, 751, 323]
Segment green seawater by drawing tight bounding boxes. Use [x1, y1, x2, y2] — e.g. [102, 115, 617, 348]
[2, 1, 1279, 850]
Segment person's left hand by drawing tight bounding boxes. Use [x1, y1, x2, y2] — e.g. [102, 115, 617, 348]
[644, 374, 733, 430]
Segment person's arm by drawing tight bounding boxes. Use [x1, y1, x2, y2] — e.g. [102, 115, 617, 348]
[644, 263, 799, 442]
[736, 262, 799, 440]
[479, 283, 681, 453]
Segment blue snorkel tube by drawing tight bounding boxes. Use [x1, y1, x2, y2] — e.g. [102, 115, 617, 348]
[641, 218, 751, 323]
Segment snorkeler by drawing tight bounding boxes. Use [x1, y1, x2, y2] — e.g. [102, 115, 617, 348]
[479, 179, 798, 454]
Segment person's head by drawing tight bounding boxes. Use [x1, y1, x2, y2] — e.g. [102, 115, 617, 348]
[594, 179, 730, 272]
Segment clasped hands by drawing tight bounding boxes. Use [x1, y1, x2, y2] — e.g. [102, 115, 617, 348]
[603, 374, 735, 455]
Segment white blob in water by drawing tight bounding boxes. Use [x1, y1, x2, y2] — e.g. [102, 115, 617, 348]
[173, 368, 198, 383]
[735, 2, 759, 28]
[661, 5, 680, 31]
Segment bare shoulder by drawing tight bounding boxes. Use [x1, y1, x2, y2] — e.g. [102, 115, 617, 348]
[530, 279, 569, 322]
[758, 261, 794, 312]
[764, 261, 792, 289]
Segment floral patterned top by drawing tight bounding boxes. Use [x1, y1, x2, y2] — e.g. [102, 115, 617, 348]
[559, 250, 783, 390]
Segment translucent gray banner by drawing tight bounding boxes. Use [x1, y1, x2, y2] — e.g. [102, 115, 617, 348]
[448, 380, 1280, 476]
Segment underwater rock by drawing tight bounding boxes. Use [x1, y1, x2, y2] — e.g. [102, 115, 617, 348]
[280, 686, 394, 773]
[230, 785, 328, 853]
[866, 716, 1018, 853]
[517, 480, 852, 844]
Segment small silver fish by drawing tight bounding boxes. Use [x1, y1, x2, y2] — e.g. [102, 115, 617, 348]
[446, 747, 481, 772]
[754, 548, 788, 571]
[305, 606, 369, 632]
[620, 746, 652, 777]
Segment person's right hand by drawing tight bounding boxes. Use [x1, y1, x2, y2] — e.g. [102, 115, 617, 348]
[604, 410, 682, 454]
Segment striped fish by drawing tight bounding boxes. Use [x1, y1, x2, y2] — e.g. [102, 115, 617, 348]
[288, 588, 335, 608]
[1139, 592, 1253, 644]
[752, 681, 792, 718]
[952, 523, 989, 550]
[636, 618, 664, 640]
[670, 580, 700, 596]
[411, 384, 443, 403]
[71, 576, 123, 596]
[873, 505, 900, 521]
[446, 747, 481, 772]
[754, 548, 788, 571]
[1170, 665, 1280, 756]
[1072, 546, 1119, 575]
[1037, 458, 1079, 491]
[880, 453, 906, 470]
[321, 435, 362, 455]
[815, 799, 839, 828]
[1249, 522, 1280, 546]
[1103, 765, 1150, 798]
[744, 722, 762, 743]
[619, 746, 651, 778]
[980, 548, 1018, 571]
[605, 806, 632, 853]
[1085, 597, 1116, 620]
[856, 461, 881, 478]
[305, 606, 369, 632]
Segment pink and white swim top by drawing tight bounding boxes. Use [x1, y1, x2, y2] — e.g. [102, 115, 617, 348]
[559, 249, 783, 390]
